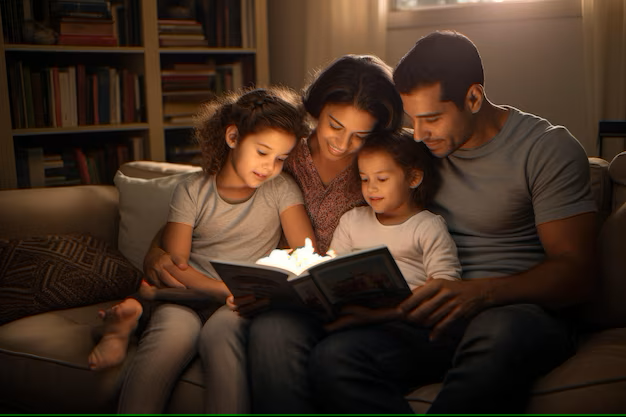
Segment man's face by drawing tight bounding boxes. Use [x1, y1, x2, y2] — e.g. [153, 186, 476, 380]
[401, 83, 474, 158]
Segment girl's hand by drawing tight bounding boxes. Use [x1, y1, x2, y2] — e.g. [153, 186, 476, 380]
[226, 294, 271, 317]
[324, 305, 403, 332]
[143, 246, 188, 289]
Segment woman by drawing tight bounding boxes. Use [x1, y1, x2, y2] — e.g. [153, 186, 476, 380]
[143, 54, 404, 413]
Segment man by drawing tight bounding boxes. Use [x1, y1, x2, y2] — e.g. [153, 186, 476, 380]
[386, 30, 597, 412]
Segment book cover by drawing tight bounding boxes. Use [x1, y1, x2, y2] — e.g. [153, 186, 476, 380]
[211, 245, 411, 320]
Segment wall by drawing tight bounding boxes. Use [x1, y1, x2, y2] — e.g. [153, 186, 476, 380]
[268, 0, 597, 156]
[267, 0, 307, 91]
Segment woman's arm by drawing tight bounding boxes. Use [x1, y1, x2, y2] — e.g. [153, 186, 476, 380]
[143, 224, 188, 289]
[160, 222, 230, 303]
[280, 204, 317, 250]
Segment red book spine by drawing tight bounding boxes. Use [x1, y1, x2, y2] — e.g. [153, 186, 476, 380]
[76, 64, 87, 125]
[52, 67, 62, 128]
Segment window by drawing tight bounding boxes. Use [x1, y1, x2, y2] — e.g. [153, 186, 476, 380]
[394, 0, 546, 10]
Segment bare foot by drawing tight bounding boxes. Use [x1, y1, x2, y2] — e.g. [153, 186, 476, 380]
[88, 298, 143, 371]
[138, 279, 157, 301]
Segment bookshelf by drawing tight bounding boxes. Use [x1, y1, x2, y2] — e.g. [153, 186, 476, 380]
[0, 0, 269, 189]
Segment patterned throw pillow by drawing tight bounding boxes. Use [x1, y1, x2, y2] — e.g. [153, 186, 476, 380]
[0, 233, 142, 325]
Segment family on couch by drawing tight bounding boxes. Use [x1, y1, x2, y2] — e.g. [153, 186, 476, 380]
[88, 30, 598, 414]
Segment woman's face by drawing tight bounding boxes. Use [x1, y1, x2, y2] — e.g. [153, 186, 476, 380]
[315, 103, 376, 162]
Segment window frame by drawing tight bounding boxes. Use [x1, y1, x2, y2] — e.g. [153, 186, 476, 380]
[388, 0, 580, 29]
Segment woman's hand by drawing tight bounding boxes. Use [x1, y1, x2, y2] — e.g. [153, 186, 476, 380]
[226, 294, 271, 318]
[143, 246, 188, 289]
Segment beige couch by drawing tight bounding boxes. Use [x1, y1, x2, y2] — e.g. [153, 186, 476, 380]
[1, 154, 626, 414]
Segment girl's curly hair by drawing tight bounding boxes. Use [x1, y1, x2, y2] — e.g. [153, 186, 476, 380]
[194, 86, 311, 175]
[358, 128, 442, 208]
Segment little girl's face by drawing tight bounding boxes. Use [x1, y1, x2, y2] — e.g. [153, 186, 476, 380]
[230, 128, 296, 188]
[358, 149, 418, 219]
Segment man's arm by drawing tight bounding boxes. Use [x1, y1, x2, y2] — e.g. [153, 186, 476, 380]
[399, 212, 598, 340]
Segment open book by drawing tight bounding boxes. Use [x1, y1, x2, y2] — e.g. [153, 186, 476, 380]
[210, 245, 412, 320]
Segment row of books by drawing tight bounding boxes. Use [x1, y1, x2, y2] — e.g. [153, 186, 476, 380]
[162, 59, 252, 124]
[7, 61, 145, 129]
[158, 18, 209, 47]
[1, 0, 141, 46]
[157, 0, 256, 48]
[16, 137, 144, 187]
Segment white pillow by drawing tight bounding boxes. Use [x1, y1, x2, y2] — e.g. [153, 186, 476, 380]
[114, 169, 200, 271]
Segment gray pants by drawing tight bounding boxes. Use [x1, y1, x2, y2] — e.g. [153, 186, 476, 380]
[118, 304, 250, 414]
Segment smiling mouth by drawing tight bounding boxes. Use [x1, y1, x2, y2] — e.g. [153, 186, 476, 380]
[369, 197, 383, 202]
[253, 172, 268, 179]
[328, 144, 347, 156]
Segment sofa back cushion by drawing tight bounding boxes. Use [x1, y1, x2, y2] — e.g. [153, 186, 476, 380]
[0, 185, 119, 247]
[114, 166, 201, 271]
[609, 151, 626, 211]
[581, 202, 626, 328]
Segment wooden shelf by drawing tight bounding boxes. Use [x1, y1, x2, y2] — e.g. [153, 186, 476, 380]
[13, 123, 149, 136]
[0, 0, 269, 189]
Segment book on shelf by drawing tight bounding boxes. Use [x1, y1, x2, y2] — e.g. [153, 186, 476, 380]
[212, 244, 412, 321]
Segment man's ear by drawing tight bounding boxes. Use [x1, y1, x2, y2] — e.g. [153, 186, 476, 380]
[409, 169, 423, 189]
[466, 84, 484, 115]
[225, 125, 239, 149]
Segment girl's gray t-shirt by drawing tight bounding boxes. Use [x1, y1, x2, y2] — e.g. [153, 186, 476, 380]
[430, 106, 596, 279]
[168, 171, 304, 278]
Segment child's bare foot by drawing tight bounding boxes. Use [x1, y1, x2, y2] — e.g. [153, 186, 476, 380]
[138, 279, 158, 301]
[88, 298, 142, 371]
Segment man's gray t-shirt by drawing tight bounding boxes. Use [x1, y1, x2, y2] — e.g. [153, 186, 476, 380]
[168, 171, 304, 278]
[430, 106, 596, 279]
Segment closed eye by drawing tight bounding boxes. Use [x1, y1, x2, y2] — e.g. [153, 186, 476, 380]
[377, 177, 388, 182]
[257, 150, 267, 156]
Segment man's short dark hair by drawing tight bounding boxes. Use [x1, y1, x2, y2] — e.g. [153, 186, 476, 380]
[393, 30, 484, 109]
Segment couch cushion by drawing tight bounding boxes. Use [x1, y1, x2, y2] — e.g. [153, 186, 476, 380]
[0, 233, 142, 325]
[589, 157, 612, 227]
[114, 169, 200, 271]
[0, 185, 119, 247]
[609, 151, 626, 211]
[406, 327, 626, 414]
[0, 301, 137, 413]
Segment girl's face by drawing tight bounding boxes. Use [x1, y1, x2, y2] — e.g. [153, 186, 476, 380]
[228, 127, 297, 188]
[358, 149, 422, 221]
[316, 103, 376, 162]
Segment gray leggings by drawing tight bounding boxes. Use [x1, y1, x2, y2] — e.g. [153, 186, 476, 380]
[118, 303, 250, 414]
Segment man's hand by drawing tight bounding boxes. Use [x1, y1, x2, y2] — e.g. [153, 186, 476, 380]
[226, 294, 271, 318]
[398, 278, 493, 341]
[324, 305, 404, 333]
[143, 246, 188, 289]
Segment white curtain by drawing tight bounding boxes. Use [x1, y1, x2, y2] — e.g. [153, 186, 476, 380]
[582, 0, 626, 159]
[303, 0, 389, 83]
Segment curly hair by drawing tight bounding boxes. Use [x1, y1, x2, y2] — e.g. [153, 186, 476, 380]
[303, 54, 403, 133]
[194, 86, 310, 176]
[358, 128, 441, 208]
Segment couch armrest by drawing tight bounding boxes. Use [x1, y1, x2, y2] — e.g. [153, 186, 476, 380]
[0, 185, 119, 248]
[609, 152, 626, 211]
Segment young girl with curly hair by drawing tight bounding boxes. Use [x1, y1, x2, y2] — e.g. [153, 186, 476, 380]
[88, 87, 313, 414]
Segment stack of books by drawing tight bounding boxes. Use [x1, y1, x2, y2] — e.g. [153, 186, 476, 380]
[158, 19, 208, 47]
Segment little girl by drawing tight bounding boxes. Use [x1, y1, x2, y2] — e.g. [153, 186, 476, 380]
[329, 128, 461, 313]
[88, 87, 314, 414]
